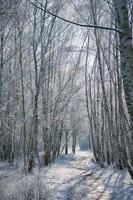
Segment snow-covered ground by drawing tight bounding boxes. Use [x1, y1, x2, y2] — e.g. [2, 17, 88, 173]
[0, 150, 133, 200]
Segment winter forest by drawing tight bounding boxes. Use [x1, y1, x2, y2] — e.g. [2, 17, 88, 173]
[0, 0, 133, 199]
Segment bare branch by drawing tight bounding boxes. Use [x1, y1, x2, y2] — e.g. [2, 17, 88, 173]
[28, 0, 122, 33]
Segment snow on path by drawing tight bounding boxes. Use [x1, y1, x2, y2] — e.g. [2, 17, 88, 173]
[44, 150, 109, 199]
[0, 150, 133, 200]
[44, 150, 133, 200]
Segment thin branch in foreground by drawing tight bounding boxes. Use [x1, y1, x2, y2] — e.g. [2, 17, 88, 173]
[28, 0, 122, 34]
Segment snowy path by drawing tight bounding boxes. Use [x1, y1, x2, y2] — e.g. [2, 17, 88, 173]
[45, 151, 108, 200]
[0, 150, 133, 200]
[44, 150, 133, 200]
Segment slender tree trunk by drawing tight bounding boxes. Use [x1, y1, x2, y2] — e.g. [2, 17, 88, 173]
[0, 0, 4, 160]
[18, 29, 27, 169]
[65, 130, 68, 155]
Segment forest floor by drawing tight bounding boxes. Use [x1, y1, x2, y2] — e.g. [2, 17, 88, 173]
[0, 150, 133, 200]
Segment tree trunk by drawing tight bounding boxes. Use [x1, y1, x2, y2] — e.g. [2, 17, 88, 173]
[113, 0, 133, 178]
[65, 130, 68, 155]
